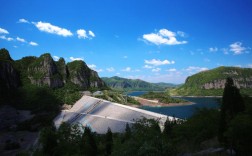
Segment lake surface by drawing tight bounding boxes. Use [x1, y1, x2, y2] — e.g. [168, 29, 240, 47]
[128, 91, 221, 119]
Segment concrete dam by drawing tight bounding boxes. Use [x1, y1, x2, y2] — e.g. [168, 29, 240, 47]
[54, 95, 177, 134]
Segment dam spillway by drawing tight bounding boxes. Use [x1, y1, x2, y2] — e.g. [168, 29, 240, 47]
[54, 95, 177, 134]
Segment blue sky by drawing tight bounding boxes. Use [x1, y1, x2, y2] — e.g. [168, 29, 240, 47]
[0, 0, 252, 84]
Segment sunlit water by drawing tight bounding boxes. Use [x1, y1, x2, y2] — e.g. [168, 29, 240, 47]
[128, 91, 221, 119]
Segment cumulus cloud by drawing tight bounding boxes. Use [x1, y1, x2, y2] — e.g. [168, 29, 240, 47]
[77, 29, 95, 39]
[33, 21, 73, 37]
[186, 66, 208, 72]
[152, 68, 161, 72]
[18, 18, 29, 23]
[143, 65, 153, 69]
[145, 59, 175, 66]
[0, 35, 13, 41]
[167, 68, 177, 72]
[248, 64, 252, 68]
[88, 64, 97, 69]
[0, 28, 9, 34]
[70, 57, 84, 61]
[53, 56, 60, 61]
[16, 37, 26, 42]
[77, 29, 88, 39]
[143, 28, 187, 45]
[29, 41, 38, 46]
[229, 42, 246, 55]
[209, 47, 218, 52]
[122, 67, 131, 72]
[88, 30, 95, 38]
[106, 67, 115, 72]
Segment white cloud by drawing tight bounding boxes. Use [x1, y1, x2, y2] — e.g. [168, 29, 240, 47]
[70, 56, 84, 61]
[88, 64, 97, 69]
[29, 41, 38, 46]
[209, 47, 218, 52]
[142, 28, 187, 45]
[145, 59, 175, 66]
[0, 28, 9, 34]
[106, 67, 115, 72]
[143, 65, 153, 69]
[122, 67, 131, 72]
[18, 18, 29, 23]
[152, 68, 161, 72]
[167, 68, 177, 72]
[16, 37, 26, 42]
[186, 66, 208, 72]
[96, 69, 103, 72]
[88, 30, 95, 38]
[33, 21, 73, 37]
[77, 29, 88, 39]
[0, 35, 13, 41]
[77, 29, 95, 39]
[230, 42, 246, 55]
[53, 56, 60, 61]
[248, 64, 252, 68]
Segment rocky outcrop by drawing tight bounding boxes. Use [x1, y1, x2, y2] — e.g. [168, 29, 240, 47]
[67, 60, 105, 89]
[27, 53, 64, 88]
[202, 77, 252, 89]
[56, 58, 68, 83]
[0, 48, 106, 90]
[0, 49, 20, 89]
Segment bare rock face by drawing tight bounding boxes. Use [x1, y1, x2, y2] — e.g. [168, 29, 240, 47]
[202, 77, 252, 89]
[28, 53, 64, 88]
[90, 70, 106, 88]
[67, 60, 106, 89]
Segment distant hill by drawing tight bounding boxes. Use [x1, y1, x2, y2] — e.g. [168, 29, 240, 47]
[170, 66, 252, 96]
[102, 76, 178, 91]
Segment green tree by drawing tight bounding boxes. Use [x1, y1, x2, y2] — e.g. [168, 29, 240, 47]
[226, 114, 252, 155]
[219, 77, 245, 142]
[105, 127, 113, 155]
[80, 126, 97, 156]
[39, 127, 58, 155]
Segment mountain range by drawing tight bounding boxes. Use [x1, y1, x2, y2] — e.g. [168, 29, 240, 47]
[102, 76, 179, 91]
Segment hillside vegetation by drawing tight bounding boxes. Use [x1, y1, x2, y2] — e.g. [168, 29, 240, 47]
[102, 76, 178, 91]
[170, 66, 252, 96]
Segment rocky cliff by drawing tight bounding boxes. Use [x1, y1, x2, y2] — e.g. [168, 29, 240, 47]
[67, 60, 105, 89]
[202, 77, 252, 89]
[28, 53, 64, 88]
[0, 48, 20, 89]
[0, 48, 106, 90]
[171, 66, 252, 96]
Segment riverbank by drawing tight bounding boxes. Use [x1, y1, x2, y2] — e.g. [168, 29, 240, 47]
[133, 96, 195, 107]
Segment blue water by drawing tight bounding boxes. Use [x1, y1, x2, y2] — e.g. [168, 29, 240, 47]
[128, 91, 221, 119]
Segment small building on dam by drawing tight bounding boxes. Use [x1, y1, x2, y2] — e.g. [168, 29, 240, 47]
[54, 95, 177, 134]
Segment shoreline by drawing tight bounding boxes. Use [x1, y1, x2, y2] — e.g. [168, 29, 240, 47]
[133, 96, 195, 108]
[172, 96, 222, 98]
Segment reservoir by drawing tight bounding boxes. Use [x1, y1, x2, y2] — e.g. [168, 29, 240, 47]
[128, 91, 221, 119]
